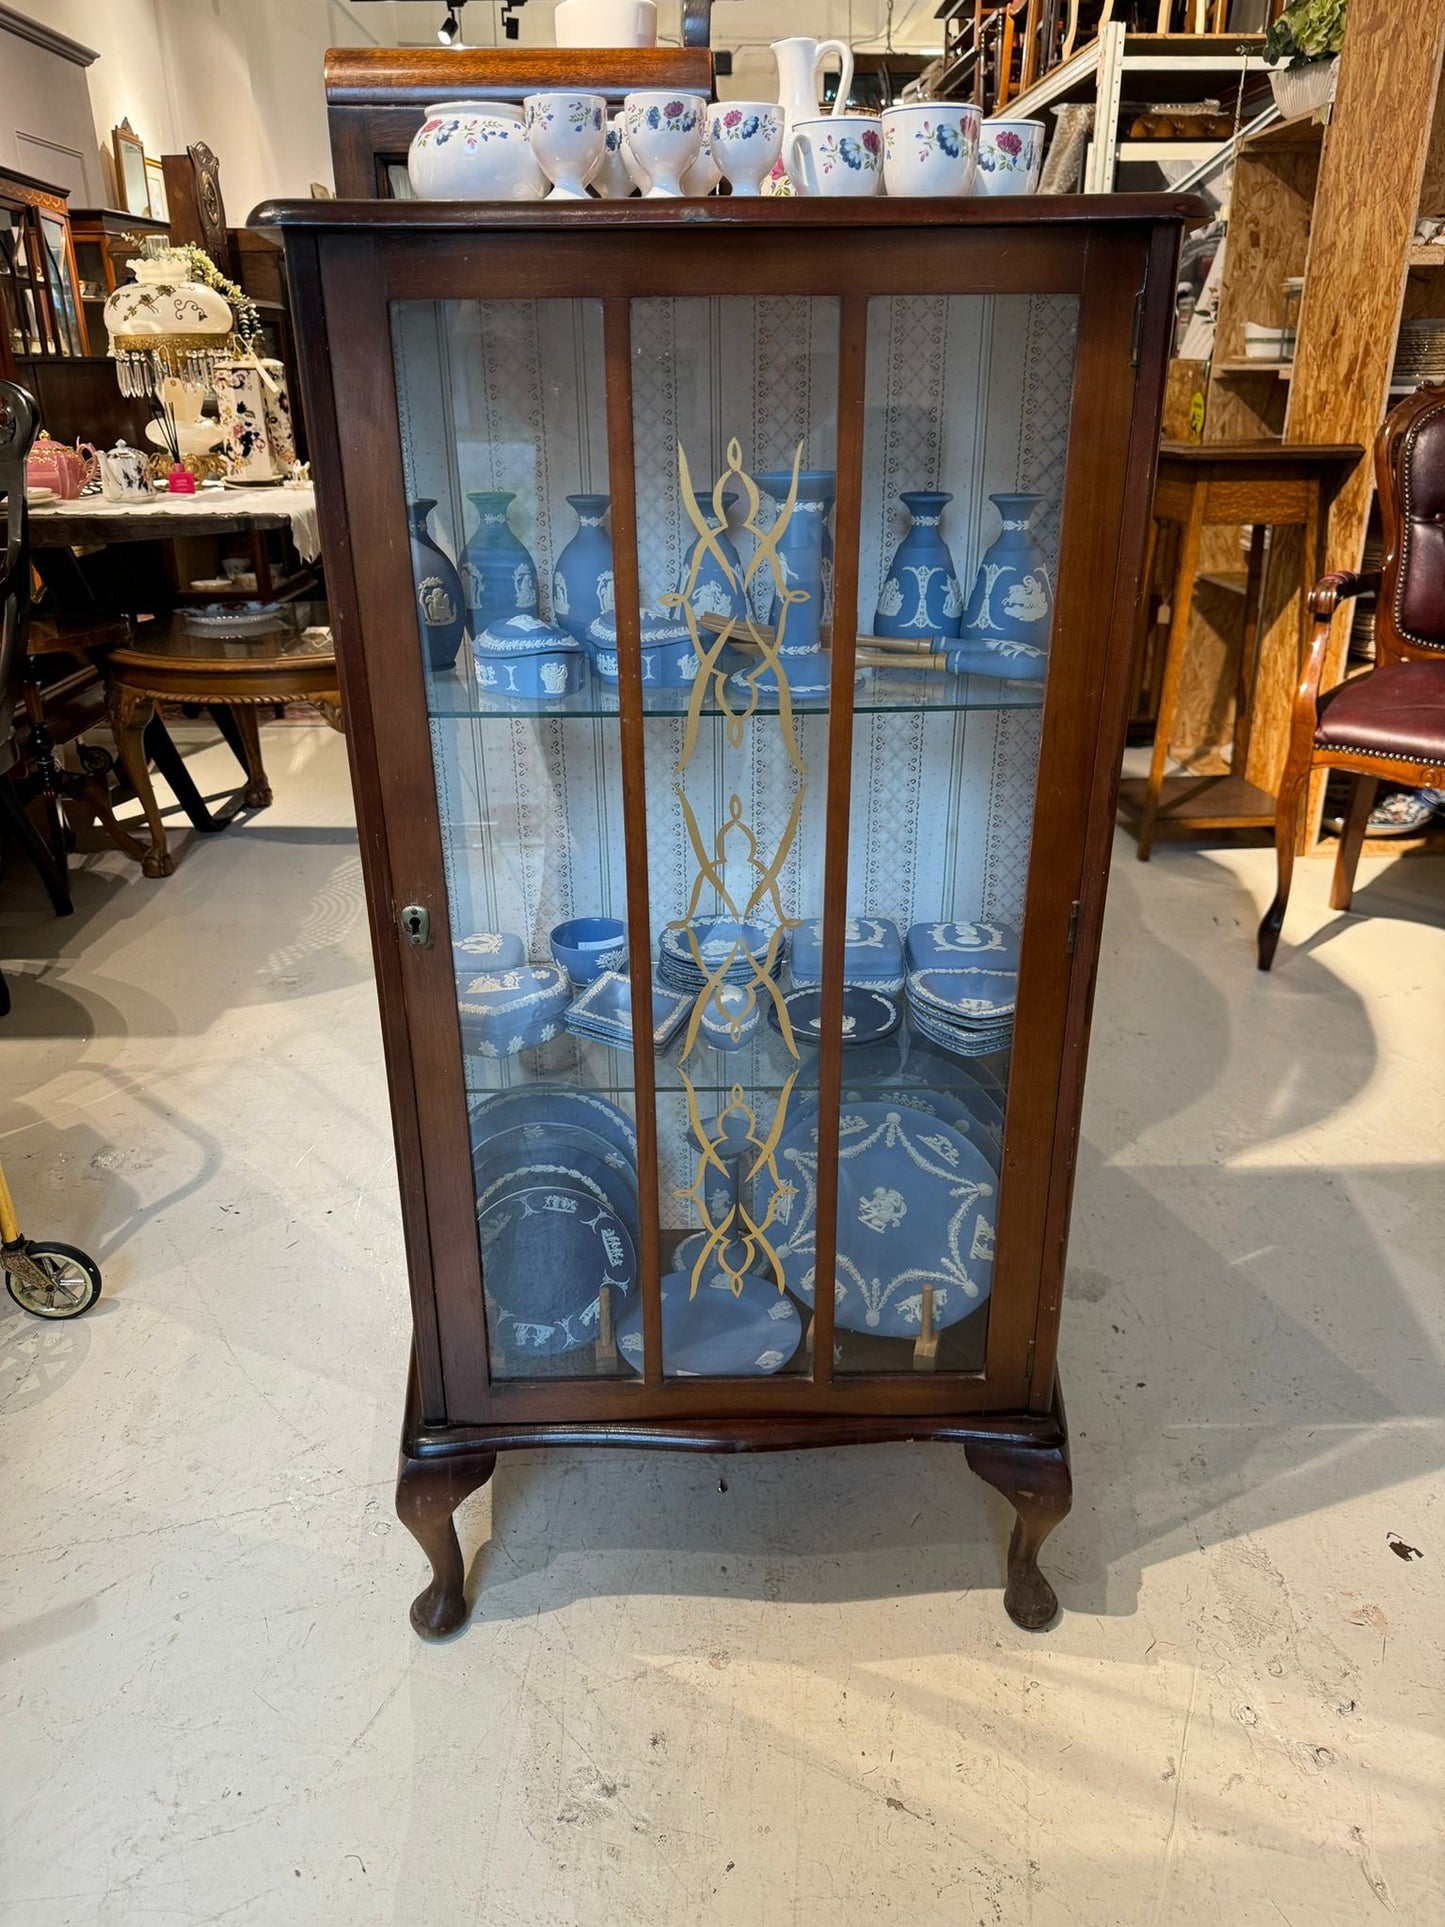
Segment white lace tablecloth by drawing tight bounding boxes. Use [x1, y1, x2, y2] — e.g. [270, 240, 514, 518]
[29, 484, 321, 563]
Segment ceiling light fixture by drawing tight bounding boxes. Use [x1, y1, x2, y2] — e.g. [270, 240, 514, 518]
[437, 3, 464, 44]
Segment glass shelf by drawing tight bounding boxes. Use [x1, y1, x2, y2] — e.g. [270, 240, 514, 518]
[462, 1007, 1011, 1102]
[427, 664, 1044, 723]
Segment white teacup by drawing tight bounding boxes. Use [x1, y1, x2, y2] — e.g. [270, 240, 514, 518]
[881, 103, 980, 198]
[974, 118, 1044, 196]
[622, 90, 706, 199]
[523, 92, 607, 200]
[787, 115, 882, 198]
[593, 115, 636, 199]
[707, 101, 784, 198]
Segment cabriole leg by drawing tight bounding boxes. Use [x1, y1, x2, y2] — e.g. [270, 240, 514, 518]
[964, 1430, 1073, 1630]
[395, 1443, 497, 1639]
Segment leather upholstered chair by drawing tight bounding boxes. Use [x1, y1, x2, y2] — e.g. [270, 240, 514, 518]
[1257, 383, 1445, 969]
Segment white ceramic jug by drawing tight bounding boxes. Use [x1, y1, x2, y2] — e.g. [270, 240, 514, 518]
[771, 35, 855, 147]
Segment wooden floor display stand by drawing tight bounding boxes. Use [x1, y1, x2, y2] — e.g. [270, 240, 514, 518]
[395, 1358, 1073, 1638]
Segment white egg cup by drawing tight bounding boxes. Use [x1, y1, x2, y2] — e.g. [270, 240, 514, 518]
[621, 91, 706, 199]
[593, 115, 637, 199]
[707, 102, 784, 198]
[523, 92, 607, 200]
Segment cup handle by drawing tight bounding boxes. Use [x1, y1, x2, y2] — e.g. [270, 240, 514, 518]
[787, 133, 817, 197]
[815, 38, 855, 116]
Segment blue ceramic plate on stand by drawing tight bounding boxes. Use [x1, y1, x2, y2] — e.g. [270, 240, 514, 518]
[469, 1086, 637, 1167]
[790, 1081, 997, 1172]
[479, 1183, 635, 1358]
[615, 1266, 801, 1377]
[670, 1231, 772, 1280]
[472, 1120, 638, 1218]
[775, 1102, 996, 1336]
[767, 985, 901, 1047]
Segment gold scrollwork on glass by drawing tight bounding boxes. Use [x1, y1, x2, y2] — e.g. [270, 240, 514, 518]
[664, 438, 817, 1301]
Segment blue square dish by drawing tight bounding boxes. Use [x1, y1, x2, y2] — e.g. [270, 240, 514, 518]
[790, 915, 903, 992]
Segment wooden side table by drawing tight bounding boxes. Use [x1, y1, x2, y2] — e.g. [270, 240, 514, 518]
[105, 607, 342, 876]
[1119, 440, 1362, 859]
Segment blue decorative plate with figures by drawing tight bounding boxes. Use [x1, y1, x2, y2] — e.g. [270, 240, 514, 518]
[469, 1086, 636, 1167]
[478, 1183, 635, 1358]
[767, 985, 901, 1047]
[615, 1266, 801, 1378]
[774, 1102, 996, 1337]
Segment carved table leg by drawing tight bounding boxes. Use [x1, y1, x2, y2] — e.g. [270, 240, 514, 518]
[228, 704, 273, 809]
[107, 684, 173, 877]
[964, 1427, 1073, 1630]
[395, 1442, 498, 1639]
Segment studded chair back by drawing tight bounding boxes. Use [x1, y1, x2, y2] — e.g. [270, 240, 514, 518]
[1374, 381, 1445, 663]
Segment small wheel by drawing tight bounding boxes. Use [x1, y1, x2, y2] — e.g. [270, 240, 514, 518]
[5, 1241, 102, 1319]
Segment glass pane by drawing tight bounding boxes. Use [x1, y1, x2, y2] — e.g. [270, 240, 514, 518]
[826, 292, 1078, 1376]
[391, 295, 637, 1383]
[40, 215, 80, 354]
[633, 295, 841, 1382]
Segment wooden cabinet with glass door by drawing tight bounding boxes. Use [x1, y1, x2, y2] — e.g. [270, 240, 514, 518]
[0, 170, 88, 364]
[262, 195, 1195, 1638]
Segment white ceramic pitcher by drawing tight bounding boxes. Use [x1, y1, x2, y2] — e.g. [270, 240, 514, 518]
[771, 35, 855, 148]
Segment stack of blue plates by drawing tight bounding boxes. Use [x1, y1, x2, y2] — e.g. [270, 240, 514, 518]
[903, 920, 1019, 1060]
[563, 970, 692, 1051]
[657, 915, 787, 996]
[470, 1088, 639, 1359]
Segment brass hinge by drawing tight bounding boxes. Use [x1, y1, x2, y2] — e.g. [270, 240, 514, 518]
[1131, 281, 1147, 367]
[1065, 899, 1081, 955]
[1024, 1338, 1036, 1389]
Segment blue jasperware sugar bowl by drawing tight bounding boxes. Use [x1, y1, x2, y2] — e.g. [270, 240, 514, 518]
[549, 916, 628, 986]
[473, 614, 586, 701]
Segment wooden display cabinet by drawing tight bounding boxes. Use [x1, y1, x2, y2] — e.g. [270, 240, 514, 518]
[68, 208, 170, 355]
[261, 194, 1194, 1637]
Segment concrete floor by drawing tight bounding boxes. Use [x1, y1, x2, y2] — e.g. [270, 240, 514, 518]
[1, 723, 1441, 1927]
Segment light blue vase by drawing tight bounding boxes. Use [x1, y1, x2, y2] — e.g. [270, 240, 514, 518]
[949, 492, 1053, 683]
[460, 490, 539, 630]
[678, 491, 748, 623]
[874, 490, 964, 639]
[407, 498, 467, 670]
[742, 470, 834, 696]
[552, 494, 613, 641]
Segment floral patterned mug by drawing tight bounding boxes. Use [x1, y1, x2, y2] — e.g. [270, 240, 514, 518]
[621, 91, 706, 199]
[707, 101, 784, 197]
[787, 115, 882, 198]
[974, 118, 1045, 197]
[880, 103, 980, 198]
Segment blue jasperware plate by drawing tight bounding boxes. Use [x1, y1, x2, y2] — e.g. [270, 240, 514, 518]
[615, 1265, 801, 1377]
[469, 1086, 637, 1167]
[479, 1182, 635, 1358]
[907, 1002, 1013, 1060]
[907, 965, 1018, 1021]
[565, 970, 692, 1048]
[774, 1102, 996, 1337]
[767, 985, 901, 1047]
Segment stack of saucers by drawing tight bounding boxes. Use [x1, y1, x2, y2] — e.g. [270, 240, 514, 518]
[564, 969, 692, 1052]
[903, 919, 1019, 1059]
[657, 915, 786, 997]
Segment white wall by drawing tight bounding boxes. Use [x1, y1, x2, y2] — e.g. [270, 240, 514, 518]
[3, 0, 944, 216]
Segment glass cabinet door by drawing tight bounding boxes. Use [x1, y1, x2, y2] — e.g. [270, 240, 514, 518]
[387, 271, 1079, 1406]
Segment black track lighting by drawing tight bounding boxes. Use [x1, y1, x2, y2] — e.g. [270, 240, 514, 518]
[437, 4, 463, 44]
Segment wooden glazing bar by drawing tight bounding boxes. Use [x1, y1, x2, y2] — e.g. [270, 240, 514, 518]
[807, 295, 871, 1386]
[602, 297, 664, 1392]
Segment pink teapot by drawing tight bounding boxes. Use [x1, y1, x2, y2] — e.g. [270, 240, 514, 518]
[26, 432, 98, 500]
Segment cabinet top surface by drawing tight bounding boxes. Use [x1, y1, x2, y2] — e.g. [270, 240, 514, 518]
[250, 193, 1206, 236]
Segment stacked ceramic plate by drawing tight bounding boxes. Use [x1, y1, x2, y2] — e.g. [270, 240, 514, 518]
[903, 919, 1019, 1059]
[656, 915, 787, 997]
[563, 969, 691, 1051]
[470, 1087, 639, 1359]
[1392, 320, 1445, 386]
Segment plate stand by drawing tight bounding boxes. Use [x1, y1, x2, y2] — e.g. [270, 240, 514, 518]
[395, 1351, 1073, 1637]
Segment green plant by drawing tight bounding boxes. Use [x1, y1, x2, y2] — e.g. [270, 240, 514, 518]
[1263, 0, 1347, 69]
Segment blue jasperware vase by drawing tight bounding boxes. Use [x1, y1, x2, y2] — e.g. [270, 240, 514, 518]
[745, 469, 835, 696]
[407, 498, 467, 670]
[678, 491, 748, 623]
[949, 492, 1053, 683]
[874, 490, 964, 640]
[552, 494, 613, 641]
[460, 490, 539, 630]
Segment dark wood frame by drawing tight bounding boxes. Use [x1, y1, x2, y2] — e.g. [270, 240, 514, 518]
[260, 193, 1194, 1635]
[0, 169, 90, 360]
[1258, 383, 1445, 969]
